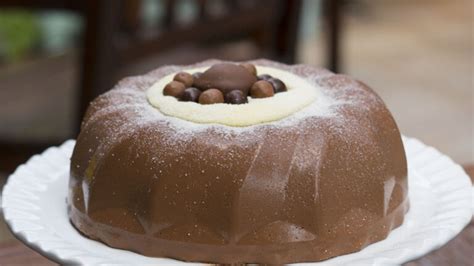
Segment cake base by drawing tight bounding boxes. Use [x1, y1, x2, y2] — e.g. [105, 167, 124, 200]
[69, 199, 408, 264]
[4, 138, 472, 265]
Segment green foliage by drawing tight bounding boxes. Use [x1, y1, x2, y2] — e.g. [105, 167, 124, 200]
[0, 10, 40, 62]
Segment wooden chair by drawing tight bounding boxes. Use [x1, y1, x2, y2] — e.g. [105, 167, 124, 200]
[0, 0, 341, 173]
[325, 0, 342, 72]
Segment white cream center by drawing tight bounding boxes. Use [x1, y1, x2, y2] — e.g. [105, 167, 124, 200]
[146, 66, 319, 127]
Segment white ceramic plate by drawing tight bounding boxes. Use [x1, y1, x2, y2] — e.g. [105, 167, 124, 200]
[2, 137, 473, 265]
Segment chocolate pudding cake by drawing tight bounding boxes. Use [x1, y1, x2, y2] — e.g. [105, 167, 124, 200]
[68, 59, 408, 264]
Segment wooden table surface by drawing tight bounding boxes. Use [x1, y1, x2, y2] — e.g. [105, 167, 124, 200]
[1, 165, 472, 265]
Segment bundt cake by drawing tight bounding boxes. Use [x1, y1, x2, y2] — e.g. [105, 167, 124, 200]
[68, 59, 408, 264]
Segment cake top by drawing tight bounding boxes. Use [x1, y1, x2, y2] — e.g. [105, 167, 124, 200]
[147, 62, 327, 126]
[87, 59, 380, 141]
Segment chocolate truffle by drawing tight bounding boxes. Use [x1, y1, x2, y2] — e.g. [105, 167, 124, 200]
[163, 81, 186, 98]
[250, 80, 274, 98]
[193, 63, 257, 95]
[225, 90, 248, 104]
[268, 78, 287, 93]
[180, 87, 201, 102]
[257, 74, 272, 81]
[199, 88, 225, 104]
[174, 72, 194, 87]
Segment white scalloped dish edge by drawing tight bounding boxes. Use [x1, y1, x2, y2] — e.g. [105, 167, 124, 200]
[1, 137, 473, 265]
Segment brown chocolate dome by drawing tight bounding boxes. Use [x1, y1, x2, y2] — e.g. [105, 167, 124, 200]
[68, 59, 408, 264]
[193, 63, 257, 95]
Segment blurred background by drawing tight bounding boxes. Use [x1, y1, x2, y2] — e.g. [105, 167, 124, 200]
[0, 0, 472, 262]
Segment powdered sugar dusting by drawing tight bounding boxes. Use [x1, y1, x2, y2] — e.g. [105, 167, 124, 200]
[82, 59, 388, 151]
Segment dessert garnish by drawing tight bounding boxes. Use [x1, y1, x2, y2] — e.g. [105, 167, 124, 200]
[173, 72, 194, 87]
[163, 81, 186, 98]
[163, 63, 287, 104]
[225, 90, 248, 104]
[180, 87, 201, 102]
[250, 80, 274, 98]
[198, 88, 224, 104]
[267, 78, 287, 93]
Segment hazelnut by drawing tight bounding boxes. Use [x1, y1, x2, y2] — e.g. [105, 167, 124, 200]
[174, 72, 194, 87]
[163, 81, 186, 98]
[199, 88, 224, 104]
[250, 80, 274, 98]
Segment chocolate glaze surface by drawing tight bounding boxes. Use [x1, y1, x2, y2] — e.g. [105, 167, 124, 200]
[69, 59, 408, 264]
